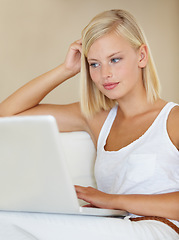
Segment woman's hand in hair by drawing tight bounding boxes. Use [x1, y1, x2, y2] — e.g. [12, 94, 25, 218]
[63, 39, 82, 78]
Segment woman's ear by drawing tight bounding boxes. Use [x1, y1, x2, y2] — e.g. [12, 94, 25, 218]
[138, 44, 148, 68]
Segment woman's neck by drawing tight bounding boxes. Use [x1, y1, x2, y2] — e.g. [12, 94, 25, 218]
[116, 95, 164, 120]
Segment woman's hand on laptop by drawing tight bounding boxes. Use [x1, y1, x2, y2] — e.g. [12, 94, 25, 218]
[75, 185, 118, 210]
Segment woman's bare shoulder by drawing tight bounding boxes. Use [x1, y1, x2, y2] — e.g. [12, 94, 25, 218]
[167, 104, 179, 150]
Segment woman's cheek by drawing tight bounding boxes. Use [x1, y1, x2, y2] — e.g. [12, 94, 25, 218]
[90, 70, 98, 84]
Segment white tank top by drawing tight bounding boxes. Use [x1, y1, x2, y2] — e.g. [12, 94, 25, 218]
[95, 102, 179, 195]
[95, 102, 179, 225]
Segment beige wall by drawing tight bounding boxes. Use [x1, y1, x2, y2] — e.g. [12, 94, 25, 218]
[0, 0, 178, 105]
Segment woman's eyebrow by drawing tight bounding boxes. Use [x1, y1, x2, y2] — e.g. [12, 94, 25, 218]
[108, 51, 123, 58]
[87, 51, 123, 61]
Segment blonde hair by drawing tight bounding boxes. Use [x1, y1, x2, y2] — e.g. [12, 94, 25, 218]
[80, 9, 160, 117]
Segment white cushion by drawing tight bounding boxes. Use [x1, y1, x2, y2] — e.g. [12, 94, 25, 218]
[60, 131, 97, 188]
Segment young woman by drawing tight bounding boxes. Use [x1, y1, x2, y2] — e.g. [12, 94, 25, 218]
[0, 9, 179, 238]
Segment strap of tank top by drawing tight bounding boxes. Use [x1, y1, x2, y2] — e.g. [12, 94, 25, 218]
[161, 102, 178, 121]
[97, 105, 118, 151]
[97, 102, 178, 151]
[160, 102, 178, 135]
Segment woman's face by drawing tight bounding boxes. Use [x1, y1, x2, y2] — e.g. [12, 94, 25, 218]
[87, 31, 145, 102]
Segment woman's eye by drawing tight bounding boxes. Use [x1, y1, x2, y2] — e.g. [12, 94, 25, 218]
[111, 58, 121, 63]
[89, 63, 100, 68]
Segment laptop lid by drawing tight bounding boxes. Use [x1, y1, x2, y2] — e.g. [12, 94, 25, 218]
[0, 115, 127, 217]
[0, 115, 80, 214]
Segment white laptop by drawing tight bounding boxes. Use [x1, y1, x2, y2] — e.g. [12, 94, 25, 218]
[0, 115, 127, 217]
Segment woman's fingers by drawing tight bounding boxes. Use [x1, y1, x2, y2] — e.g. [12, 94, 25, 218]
[64, 39, 82, 75]
[74, 185, 114, 209]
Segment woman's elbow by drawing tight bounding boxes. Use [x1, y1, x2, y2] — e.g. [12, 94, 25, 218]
[0, 103, 14, 117]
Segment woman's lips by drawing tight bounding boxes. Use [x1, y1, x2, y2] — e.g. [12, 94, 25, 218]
[103, 82, 119, 90]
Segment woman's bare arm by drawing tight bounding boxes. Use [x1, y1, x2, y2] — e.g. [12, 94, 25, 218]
[75, 186, 179, 221]
[0, 64, 76, 117]
[168, 105, 179, 150]
[0, 40, 89, 133]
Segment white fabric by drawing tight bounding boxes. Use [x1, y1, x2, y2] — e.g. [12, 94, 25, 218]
[95, 102, 179, 227]
[0, 114, 178, 239]
[60, 131, 97, 206]
[60, 131, 97, 188]
[0, 211, 178, 240]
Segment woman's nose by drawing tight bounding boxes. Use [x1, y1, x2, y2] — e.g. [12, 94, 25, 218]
[101, 65, 113, 79]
